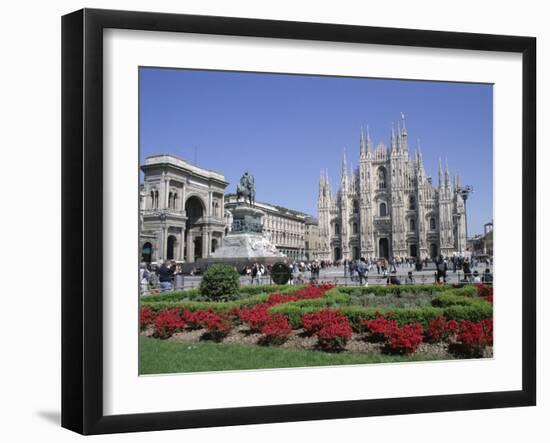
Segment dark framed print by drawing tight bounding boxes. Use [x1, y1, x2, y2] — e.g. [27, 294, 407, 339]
[61, 8, 536, 435]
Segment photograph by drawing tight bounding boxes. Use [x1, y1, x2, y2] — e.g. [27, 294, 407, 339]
[138, 67, 495, 375]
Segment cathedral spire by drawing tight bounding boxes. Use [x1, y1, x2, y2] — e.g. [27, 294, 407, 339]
[366, 125, 372, 152]
[417, 139, 423, 165]
[341, 149, 348, 187]
[391, 123, 396, 151]
[445, 158, 450, 187]
[397, 121, 402, 151]
[360, 126, 366, 157]
[438, 158, 443, 188]
[400, 112, 408, 151]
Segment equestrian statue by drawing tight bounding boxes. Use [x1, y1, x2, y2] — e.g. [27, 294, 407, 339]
[236, 171, 256, 206]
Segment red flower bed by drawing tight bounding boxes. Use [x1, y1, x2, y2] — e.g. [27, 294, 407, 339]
[140, 307, 156, 330]
[452, 319, 493, 357]
[301, 308, 352, 352]
[182, 309, 216, 330]
[302, 309, 349, 336]
[153, 308, 185, 339]
[477, 283, 493, 304]
[242, 283, 335, 334]
[266, 293, 298, 305]
[384, 323, 424, 354]
[261, 314, 293, 345]
[424, 316, 458, 343]
[316, 318, 353, 352]
[203, 312, 232, 341]
[362, 315, 398, 342]
[239, 304, 273, 332]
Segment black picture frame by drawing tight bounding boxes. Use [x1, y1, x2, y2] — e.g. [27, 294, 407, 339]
[61, 8, 536, 435]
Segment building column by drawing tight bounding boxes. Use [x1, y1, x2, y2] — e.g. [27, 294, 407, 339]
[160, 225, 168, 261]
[179, 228, 186, 261]
[208, 190, 213, 218]
[164, 177, 170, 209]
[202, 227, 210, 258]
[186, 230, 194, 262]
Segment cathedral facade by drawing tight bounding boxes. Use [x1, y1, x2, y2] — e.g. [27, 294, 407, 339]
[317, 115, 467, 262]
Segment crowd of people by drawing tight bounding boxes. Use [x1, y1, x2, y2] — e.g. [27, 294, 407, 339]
[139, 249, 493, 295]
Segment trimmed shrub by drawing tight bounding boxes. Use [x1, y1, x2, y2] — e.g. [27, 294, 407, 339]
[198, 264, 240, 301]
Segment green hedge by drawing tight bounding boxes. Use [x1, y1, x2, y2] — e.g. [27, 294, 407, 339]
[142, 293, 271, 313]
[141, 284, 297, 304]
[337, 284, 449, 297]
[433, 293, 490, 309]
[141, 284, 491, 330]
[268, 285, 490, 330]
[442, 304, 493, 323]
[141, 288, 200, 304]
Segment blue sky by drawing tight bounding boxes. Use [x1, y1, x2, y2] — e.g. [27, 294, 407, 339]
[139, 68, 493, 237]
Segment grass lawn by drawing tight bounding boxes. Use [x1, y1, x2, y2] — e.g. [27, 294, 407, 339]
[139, 336, 449, 374]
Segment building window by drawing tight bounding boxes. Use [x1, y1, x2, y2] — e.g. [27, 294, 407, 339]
[334, 223, 340, 235]
[430, 217, 436, 230]
[353, 200, 359, 214]
[409, 195, 415, 210]
[150, 190, 159, 209]
[409, 219, 415, 231]
[379, 202, 387, 217]
[352, 222, 358, 234]
[378, 167, 387, 189]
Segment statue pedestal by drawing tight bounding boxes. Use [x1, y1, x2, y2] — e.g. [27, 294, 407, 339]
[198, 203, 283, 271]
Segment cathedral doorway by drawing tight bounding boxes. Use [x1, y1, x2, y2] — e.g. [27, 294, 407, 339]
[378, 238, 389, 259]
[409, 244, 418, 258]
[334, 247, 342, 262]
[430, 243, 438, 258]
[352, 246, 360, 260]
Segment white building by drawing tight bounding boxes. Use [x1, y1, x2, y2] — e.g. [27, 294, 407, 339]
[139, 154, 228, 263]
[318, 115, 468, 262]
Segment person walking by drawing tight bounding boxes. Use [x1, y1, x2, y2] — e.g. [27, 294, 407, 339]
[436, 255, 447, 284]
[139, 263, 150, 296]
[462, 258, 472, 282]
[157, 260, 175, 292]
[357, 257, 368, 287]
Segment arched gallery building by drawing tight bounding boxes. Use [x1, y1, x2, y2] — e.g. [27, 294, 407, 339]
[139, 155, 228, 264]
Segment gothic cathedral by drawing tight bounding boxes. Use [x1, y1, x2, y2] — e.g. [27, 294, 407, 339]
[317, 114, 467, 262]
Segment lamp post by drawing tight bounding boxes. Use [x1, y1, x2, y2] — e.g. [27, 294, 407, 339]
[456, 184, 474, 243]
